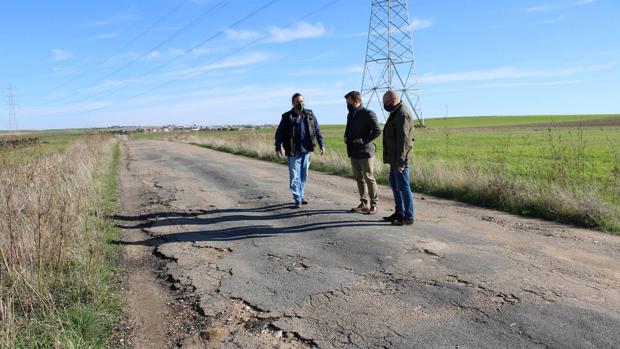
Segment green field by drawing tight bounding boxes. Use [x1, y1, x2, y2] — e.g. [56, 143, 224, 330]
[422, 114, 620, 129]
[0, 133, 82, 166]
[133, 115, 620, 231]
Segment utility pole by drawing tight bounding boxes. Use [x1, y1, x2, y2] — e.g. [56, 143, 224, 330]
[7, 84, 18, 134]
[361, 0, 423, 125]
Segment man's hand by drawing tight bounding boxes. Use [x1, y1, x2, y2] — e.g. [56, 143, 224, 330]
[398, 165, 405, 173]
[320, 147, 325, 156]
[276, 149, 284, 158]
[352, 138, 364, 144]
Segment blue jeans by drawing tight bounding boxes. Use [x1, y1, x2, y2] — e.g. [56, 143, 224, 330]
[389, 165, 414, 219]
[288, 153, 311, 204]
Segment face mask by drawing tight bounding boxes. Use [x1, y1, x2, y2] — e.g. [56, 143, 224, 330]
[384, 103, 395, 112]
[295, 103, 304, 111]
[347, 103, 356, 114]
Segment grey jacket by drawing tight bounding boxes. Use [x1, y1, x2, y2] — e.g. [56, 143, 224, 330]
[382, 103, 413, 167]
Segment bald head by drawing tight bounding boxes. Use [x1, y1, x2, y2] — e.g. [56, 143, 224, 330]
[382, 90, 400, 110]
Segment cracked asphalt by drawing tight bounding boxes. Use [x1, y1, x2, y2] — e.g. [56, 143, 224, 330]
[119, 140, 620, 349]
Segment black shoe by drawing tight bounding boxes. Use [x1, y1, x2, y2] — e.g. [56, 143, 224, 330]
[291, 203, 301, 209]
[392, 218, 414, 226]
[301, 199, 308, 205]
[382, 213, 403, 222]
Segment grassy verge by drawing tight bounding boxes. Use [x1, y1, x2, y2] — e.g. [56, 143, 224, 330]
[1, 136, 124, 348]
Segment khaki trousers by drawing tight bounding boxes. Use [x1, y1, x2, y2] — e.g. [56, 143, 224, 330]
[350, 157, 378, 207]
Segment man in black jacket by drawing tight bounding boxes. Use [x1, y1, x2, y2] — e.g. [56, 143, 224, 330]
[275, 93, 325, 209]
[344, 91, 382, 214]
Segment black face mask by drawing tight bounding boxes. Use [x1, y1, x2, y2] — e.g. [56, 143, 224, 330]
[347, 103, 356, 114]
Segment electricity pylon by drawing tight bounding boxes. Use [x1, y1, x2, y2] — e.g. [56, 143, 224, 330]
[7, 84, 18, 133]
[361, 0, 423, 125]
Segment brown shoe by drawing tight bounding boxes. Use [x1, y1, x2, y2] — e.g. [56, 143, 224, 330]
[365, 206, 377, 215]
[391, 218, 414, 226]
[350, 203, 369, 213]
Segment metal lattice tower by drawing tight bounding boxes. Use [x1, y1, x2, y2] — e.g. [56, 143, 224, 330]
[361, 0, 423, 125]
[7, 84, 18, 133]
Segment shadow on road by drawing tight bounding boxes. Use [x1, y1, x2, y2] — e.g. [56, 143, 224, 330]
[113, 203, 389, 245]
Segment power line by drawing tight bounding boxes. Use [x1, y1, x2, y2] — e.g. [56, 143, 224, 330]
[29, 0, 342, 120]
[35, 0, 283, 118]
[47, 0, 193, 94]
[45, 0, 229, 107]
[122, 0, 344, 103]
[47, 0, 344, 119]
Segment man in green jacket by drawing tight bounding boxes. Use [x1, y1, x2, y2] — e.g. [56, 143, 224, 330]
[382, 90, 414, 225]
[344, 91, 382, 214]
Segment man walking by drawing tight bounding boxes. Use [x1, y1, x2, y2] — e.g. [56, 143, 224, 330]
[275, 93, 325, 209]
[381, 90, 414, 225]
[343, 91, 382, 214]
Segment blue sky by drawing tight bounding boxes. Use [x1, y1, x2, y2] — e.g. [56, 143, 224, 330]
[1, 0, 619, 129]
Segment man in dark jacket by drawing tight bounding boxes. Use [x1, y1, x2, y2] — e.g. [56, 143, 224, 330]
[343, 91, 382, 214]
[382, 90, 414, 225]
[275, 93, 325, 209]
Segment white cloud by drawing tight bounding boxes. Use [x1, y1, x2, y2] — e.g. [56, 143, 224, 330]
[189, 47, 212, 56]
[339, 17, 433, 38]
[526, 0, 595, 12]
[291, 65, 364, 77]
[145, 51, 163, 61]
[81, 79, 140, 94]
[92, 33, 120, 40]
[535, 15, 568, 24]
[225, 22, 327, 44]
[87, 13, 137, 27]
[266, 22, 326, 43]
[162, 52, 270, 80]
[51, 49, 73, 62]
[419, 63, 616, 84]
[406, 18, 435, 31]
[476, 79, 581, 89]
[225, 29, 263, 41]
[337, 32, 368, 38]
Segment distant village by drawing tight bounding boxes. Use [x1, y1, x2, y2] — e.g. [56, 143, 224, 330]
[106, 124, 275, 134]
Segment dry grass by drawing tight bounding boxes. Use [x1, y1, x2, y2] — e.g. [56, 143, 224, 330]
[180, 133, 384, 177]
[0, 134, 119, 347]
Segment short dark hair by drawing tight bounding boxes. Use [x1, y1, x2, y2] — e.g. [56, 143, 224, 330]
[291, 93, 303, 104]
[344, 91, 362, 103]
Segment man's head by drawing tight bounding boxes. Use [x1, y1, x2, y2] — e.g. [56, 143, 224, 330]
[382, 90, 400, 112]
[291, 93, 304, 111]
[344, 91, 363, 109]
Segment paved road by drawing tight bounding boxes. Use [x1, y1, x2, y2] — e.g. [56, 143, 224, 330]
[119, 140, 620, 349]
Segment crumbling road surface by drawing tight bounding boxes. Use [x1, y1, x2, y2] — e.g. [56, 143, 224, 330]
[118, 140, 620, 349]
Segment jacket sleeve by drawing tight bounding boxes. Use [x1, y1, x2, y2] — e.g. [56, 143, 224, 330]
[395, 110, 413, 166]
[362, 109, 382, 145]
[313, 115, 325, 149]
[343, 115, 350, 144]
[274, 116, 286, 151]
